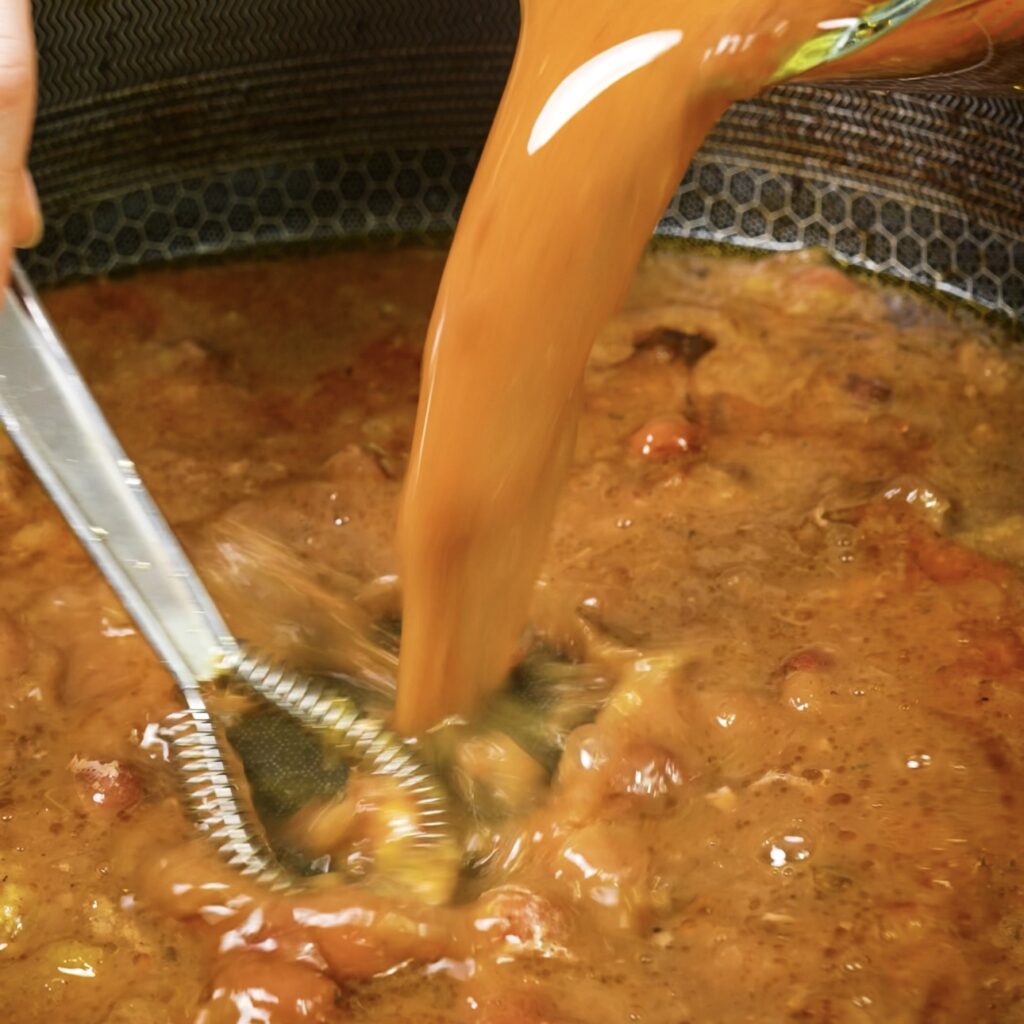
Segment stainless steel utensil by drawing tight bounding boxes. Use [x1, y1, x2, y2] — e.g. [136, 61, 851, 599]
[0, 263, 456, 903]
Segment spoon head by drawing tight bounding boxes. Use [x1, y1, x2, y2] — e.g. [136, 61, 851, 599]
[162, 654, 460, 905]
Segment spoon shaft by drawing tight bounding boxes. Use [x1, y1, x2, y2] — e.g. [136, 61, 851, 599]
[0, 264, 237, 699]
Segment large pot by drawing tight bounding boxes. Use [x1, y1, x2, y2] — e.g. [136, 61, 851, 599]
[25, 0, 1024, 323]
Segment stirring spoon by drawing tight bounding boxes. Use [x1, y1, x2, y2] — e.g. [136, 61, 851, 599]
[0, 263, 456, 902]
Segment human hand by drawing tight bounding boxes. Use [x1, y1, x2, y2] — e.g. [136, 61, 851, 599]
[1, 0, 40, 285]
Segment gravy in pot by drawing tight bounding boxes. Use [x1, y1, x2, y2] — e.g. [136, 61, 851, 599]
[2, 245, 1023, 1021]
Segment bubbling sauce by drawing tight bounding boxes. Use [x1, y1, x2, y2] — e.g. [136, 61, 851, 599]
[395, 0, 1024, 732]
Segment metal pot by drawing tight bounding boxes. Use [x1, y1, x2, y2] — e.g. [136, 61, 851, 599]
[25, 0, 1024, 322]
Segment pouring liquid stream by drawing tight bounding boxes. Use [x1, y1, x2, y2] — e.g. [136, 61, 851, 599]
[394, 0, 1024, 734]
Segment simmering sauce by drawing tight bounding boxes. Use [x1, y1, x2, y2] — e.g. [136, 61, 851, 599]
[3, 245, 1023, 1022]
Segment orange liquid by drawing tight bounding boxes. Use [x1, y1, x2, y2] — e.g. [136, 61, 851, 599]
[395, 0, 849, 732]
[395, 0, 1024, 733]
[31, 220, 1024, 1024]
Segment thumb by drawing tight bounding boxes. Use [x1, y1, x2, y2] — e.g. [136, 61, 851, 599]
[13, 169, 42, 249]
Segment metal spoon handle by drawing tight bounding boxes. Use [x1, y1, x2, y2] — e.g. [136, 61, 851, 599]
[0, 264, 238, 700]
[0, 268, 456, 895]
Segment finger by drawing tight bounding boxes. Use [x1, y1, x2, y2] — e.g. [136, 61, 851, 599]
[13, 168, 41, 248]
[0, 0, 37, 286]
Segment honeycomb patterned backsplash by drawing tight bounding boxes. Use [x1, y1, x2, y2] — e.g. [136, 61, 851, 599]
[25, 150, 478, 282]
[663, 156, 1024, 317]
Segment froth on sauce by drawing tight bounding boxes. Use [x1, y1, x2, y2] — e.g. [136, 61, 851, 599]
[395, 0, 1024, 732]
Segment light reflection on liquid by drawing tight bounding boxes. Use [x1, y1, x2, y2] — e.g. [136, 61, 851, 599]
[528, 31, 685, 156]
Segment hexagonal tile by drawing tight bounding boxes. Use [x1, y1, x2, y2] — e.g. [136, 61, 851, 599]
[956, 240, 982, 276]
[728, 170, 755, 205]
[984, 240, 1010, 276]
[740, 209, 767, 238]
[879, 200, 907, 237]
[820, 191, 848, 228]
[113, 225, 141, 258]
[938, 212, 967, 241]
[759, 179, 786, 215]
[121, 191, 149, 223]
[709, 199, 735, 231]
[790, 185, 816, 222]
[227, 204, 257, 233]
[851, 195, 877, 231]
[698, 165, 724, 195]
[834, 226, 860, 258]
[144, 211, 172, 244]
[927, 238, 953, 273]
[202, 182, 230, 215]
[895, 236, 922, 270]
[975, 271, 999, 306]
[771, 215, 799, 245]
[93, 200, 121, 235]
[256, 188, 284, 218]
[63, 211, 89, 247]
[85, 238, 112, 271]
[366, 152, 395, 184]
[802, 222, 829, 248]
[677, 189, 705, 223]
[909, 207, 936, 239]
[1003, 274, 1024, 311]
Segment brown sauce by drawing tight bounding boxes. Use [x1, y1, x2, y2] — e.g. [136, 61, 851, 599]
[2, 244, 1023, 1022]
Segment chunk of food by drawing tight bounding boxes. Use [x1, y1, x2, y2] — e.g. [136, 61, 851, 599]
[452, 732, 548, 816]
[555, 822, 669, 931]
[628, 414, 701, 459]
[605, 742, 686, 810]
[196, 956, 339, 1024]
[0, 881, 27, 951]
[69, 756, 143, 815]
[471, 885, 568, 957]
[282, 774, 459, 905]
[41, 939, 106, 981]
